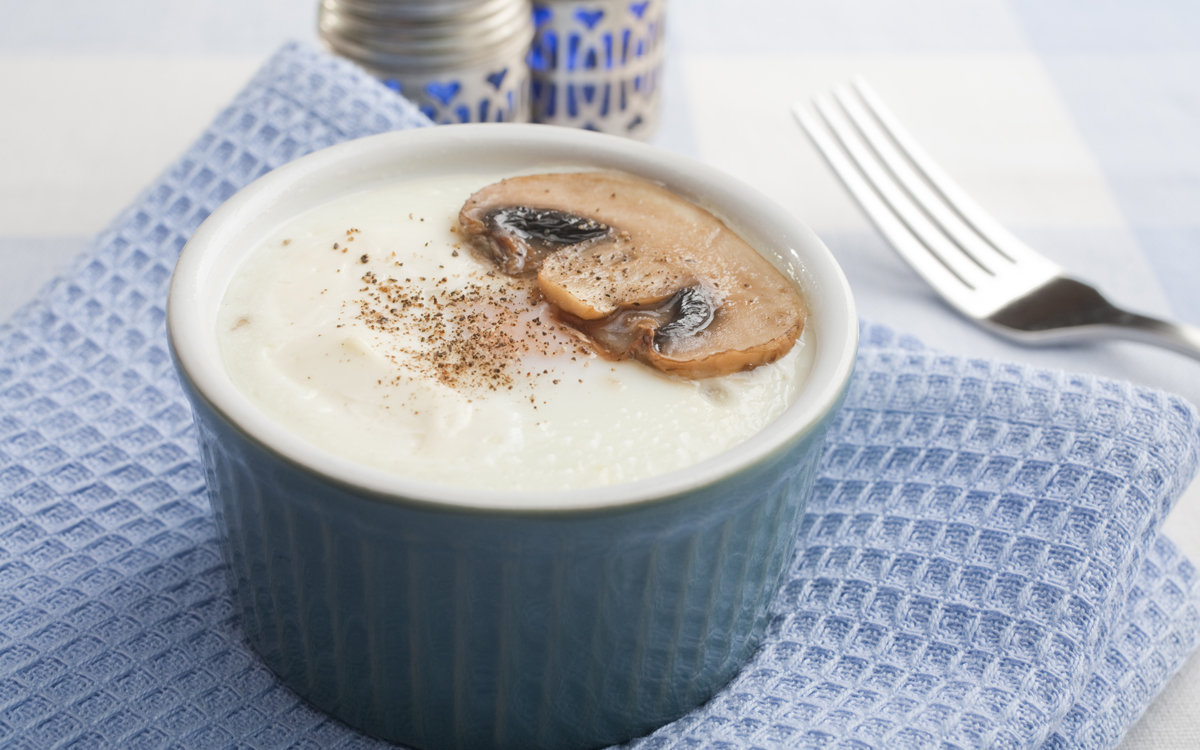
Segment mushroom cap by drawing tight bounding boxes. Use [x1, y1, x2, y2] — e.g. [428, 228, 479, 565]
[459, 171, 806, 379]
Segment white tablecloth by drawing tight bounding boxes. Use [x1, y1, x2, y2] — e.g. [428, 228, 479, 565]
[3, 1, 1199, 746]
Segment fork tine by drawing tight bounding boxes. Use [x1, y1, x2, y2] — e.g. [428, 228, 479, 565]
[804, 95, 993, 292]
[794, 101, 982, 314]
[832, 85, 1014, 276]
[850, 77, 1052, 269]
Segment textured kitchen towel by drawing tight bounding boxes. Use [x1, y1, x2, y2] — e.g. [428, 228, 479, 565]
[633, 329, 1200, 750]
[1, 41, 1199, 750]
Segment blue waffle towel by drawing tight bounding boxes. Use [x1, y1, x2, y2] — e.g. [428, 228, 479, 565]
[1, 43, 1198, 750]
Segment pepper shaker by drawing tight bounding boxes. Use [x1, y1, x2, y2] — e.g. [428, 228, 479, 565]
[320, 0, 534, 124]
[528, 0, 666, 139]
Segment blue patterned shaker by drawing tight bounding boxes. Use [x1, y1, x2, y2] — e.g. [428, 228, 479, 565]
[528, 0, 665, 139]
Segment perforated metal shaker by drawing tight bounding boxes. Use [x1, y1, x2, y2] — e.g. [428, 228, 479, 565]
[528, 0, 665, 140]
[320, 0, 534, 124]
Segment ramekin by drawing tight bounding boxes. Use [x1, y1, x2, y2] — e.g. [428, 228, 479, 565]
[167, 124, 857, 750]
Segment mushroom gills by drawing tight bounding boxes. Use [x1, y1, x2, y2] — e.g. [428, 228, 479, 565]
[654, 287, 715, 350]
[481, 206, 613, 275]
[564, 286, 716, 359]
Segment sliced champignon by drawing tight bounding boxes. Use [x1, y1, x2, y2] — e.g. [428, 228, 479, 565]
[459, 171, 806, 379]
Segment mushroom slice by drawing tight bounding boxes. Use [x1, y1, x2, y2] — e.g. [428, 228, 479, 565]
[459, 171, 806, 379]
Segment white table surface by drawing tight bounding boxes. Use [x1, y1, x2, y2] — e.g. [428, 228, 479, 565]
[3, 1, 1199, 746]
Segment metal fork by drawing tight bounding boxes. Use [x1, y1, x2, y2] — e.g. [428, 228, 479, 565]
[794, 78, 1200, 361]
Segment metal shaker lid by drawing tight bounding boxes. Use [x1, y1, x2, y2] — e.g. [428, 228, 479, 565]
[319, 0, 533, 72]
[328, 0, 519, 24]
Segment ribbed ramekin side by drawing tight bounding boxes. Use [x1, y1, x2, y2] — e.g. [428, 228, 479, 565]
[191, 386, 831, 750]
[520, 425, 827, 749]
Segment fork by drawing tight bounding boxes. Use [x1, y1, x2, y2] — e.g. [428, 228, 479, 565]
[794, 78, 1200, 361]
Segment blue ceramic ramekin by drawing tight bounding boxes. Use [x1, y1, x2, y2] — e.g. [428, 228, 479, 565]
[167, 124, 858, 750]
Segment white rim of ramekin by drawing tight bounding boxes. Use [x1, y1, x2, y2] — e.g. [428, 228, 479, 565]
[168, 124, 858, 514]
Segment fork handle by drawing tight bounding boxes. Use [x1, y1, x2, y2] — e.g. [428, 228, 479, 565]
[1103, 311, 1200, 362]
[989, 276, 1200, 361]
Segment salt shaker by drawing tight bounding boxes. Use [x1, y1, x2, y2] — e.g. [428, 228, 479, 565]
[528, 0, 665, 139]
[319, 0, 534, 124]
